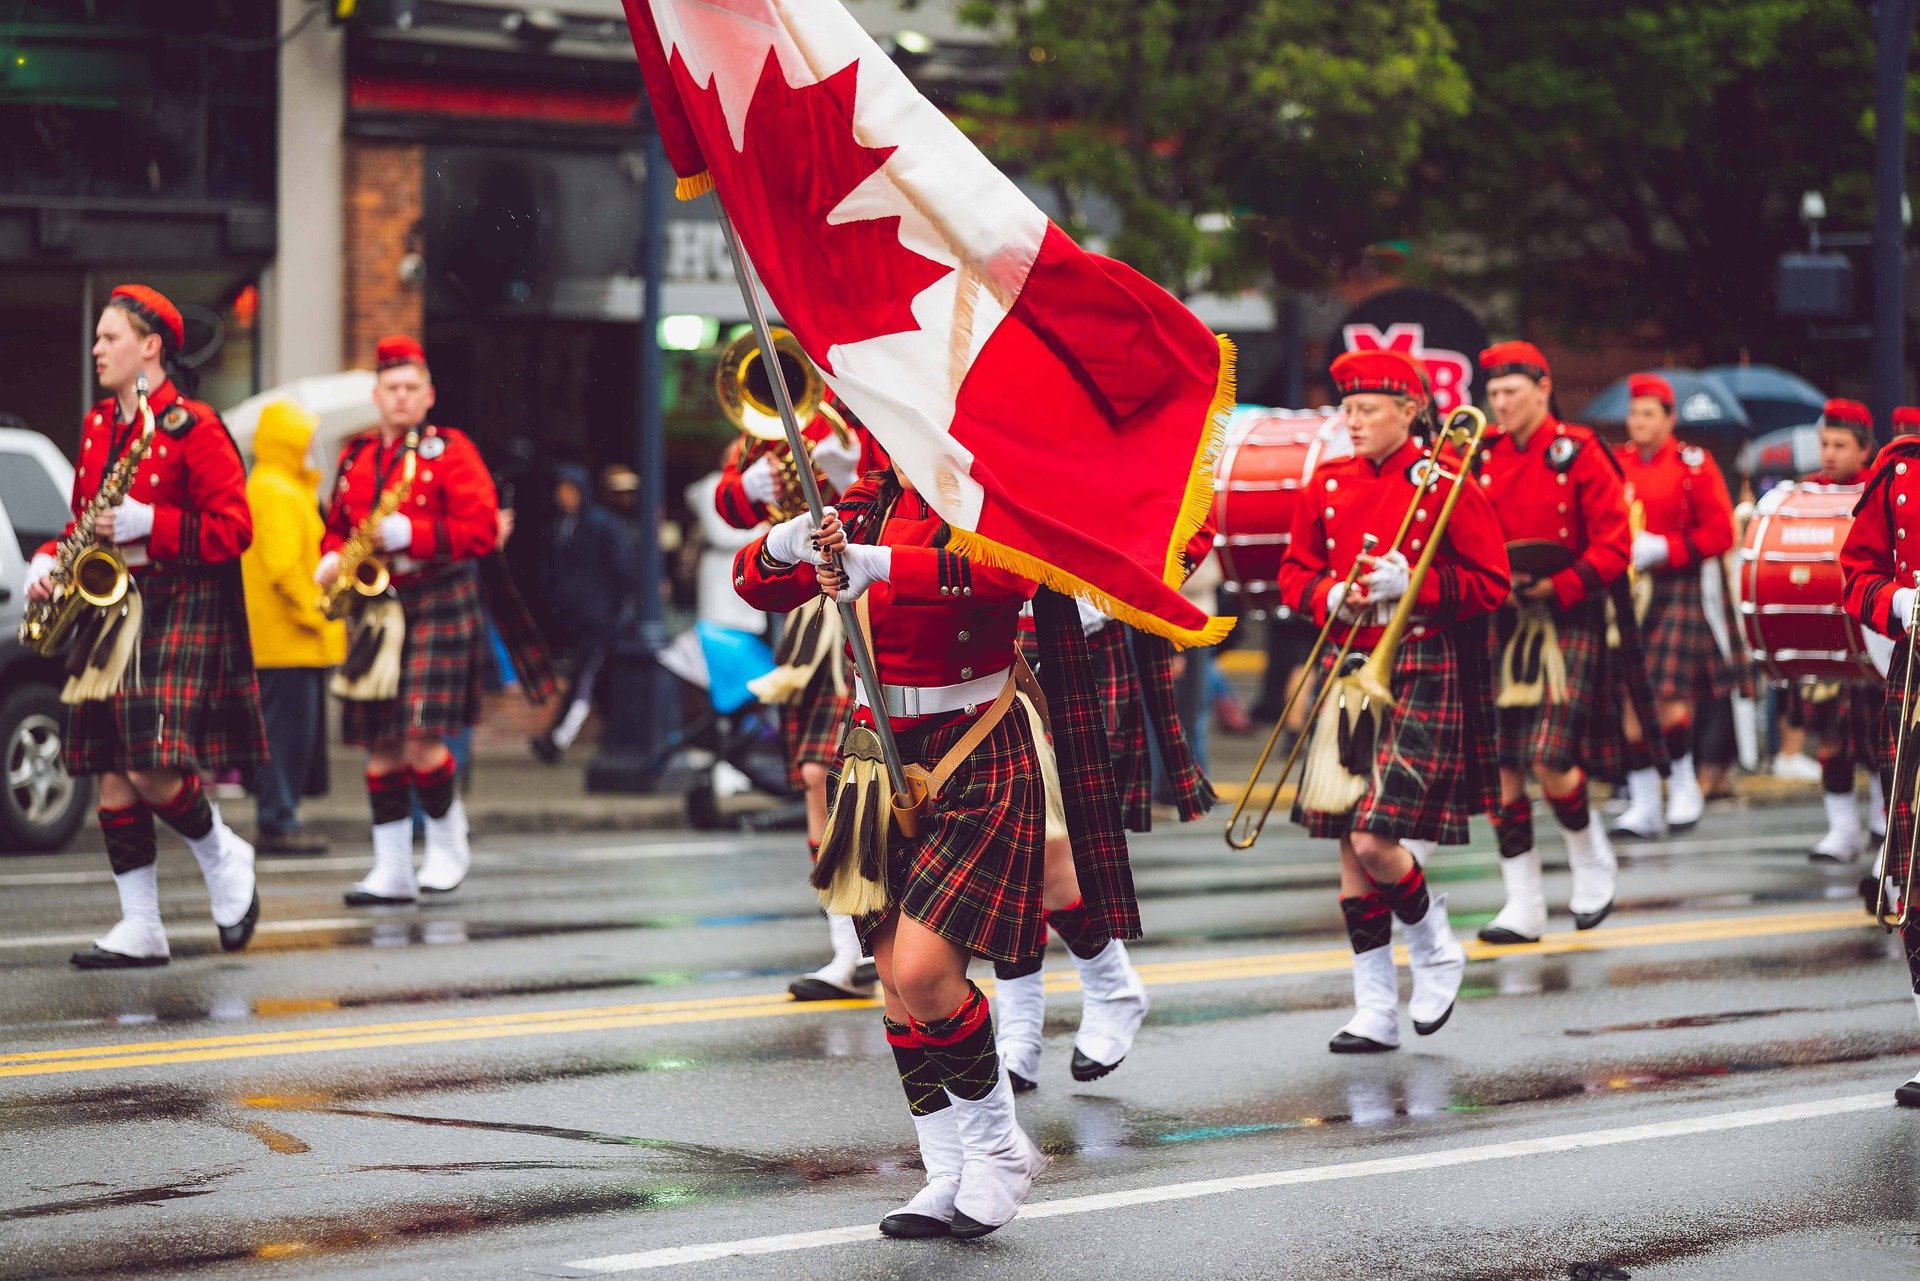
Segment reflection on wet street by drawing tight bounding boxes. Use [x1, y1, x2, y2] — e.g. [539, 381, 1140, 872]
[3, 803, 1918, 1279]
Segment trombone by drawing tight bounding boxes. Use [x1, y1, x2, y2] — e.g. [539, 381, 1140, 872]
[1224, 406, 1490, 850]
[715, 326, 855, 520]
[1879, 590, 1920, 928]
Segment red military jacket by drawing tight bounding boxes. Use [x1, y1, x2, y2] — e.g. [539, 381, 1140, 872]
[1277, 434, 1511, 649]
[1615, 436, 1735, 574]
[1841, 437, 1920, 637]
[1477, 416, 1629, 609]
[714, 412, 891, 530]
[733, 475, 1033, 702]
[42, 378, 252, 575]
[323, 423, 498, 582]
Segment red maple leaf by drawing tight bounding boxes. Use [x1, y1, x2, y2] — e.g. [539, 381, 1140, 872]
[672, 50, 952, 369]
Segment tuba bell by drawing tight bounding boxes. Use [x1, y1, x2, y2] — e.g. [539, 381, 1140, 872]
[714, 326, 854, 520]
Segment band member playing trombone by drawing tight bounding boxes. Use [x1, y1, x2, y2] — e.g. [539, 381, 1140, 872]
[1475, 342, 1629, 941]
[1277, 349, 1510, 1053]
[1839, 428, 1920, 1105]
[1611, 374, 1737, 838]
[24, 285, 265, 968]
[318, 336, 498, 906]
[1793, 400, 1886, 863]
[712, 331, 891, 1001]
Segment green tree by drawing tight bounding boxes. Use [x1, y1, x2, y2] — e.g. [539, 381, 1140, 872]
[947, 0, 1470, 296]
[1417, 0, 1884, 370]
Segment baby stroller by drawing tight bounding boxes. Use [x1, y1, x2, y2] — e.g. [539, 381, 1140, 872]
[655, 622, 807, 831]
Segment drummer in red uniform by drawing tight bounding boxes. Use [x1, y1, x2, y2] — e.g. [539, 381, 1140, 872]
[1474, 342, 1631, 941]
[1790, 400, 1886, 862]
[1839, 429, 1920, 1106]
[1611, 374, 1737, 839]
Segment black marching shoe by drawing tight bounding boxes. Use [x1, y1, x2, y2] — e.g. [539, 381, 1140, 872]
[219, 890, 262, 953]
[1477, 924, 1540, 945]
[1007, 1071, 1038, 1094]
[528, 734, 562, 765]
[878, 1212, 952, 1240]
[1897, 1074, 1920, 1108]
[343, 888, 416, 906]
[69, 947, 168, 970]
[1572, 900, 1614, 932]
[1328, 1031, 1396, 1054]
[1070, 1049, 1122, 1082]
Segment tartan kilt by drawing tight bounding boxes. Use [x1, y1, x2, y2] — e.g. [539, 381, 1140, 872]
[1293, 631, 1478, 845]
[1090, 621, 1153, 830]
[850, 701, 1047, 964]
[1493, 597, 1610, 775]
[780, 652, 853, 790]
[339, 566, 485, 747]
[1881, 641, 1915, 883]
[1644, 570, 1733, 703]
[65, 568, 267, 776]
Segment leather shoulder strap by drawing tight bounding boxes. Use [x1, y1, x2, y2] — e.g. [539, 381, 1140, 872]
[922, 670, 1018, 795]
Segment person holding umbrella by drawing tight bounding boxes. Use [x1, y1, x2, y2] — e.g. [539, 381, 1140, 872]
[1612, 374, 1737, 838]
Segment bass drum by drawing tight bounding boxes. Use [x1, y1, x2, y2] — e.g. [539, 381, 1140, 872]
[1735, 479, 1884, 684]
[1213, 408, 1346, 615]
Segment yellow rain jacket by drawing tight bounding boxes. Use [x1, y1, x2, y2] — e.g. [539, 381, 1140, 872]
[242, 400, 346, 669]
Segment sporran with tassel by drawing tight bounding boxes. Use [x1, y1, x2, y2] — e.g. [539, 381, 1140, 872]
[330, 596, 406, 702]
[1496, 601, 1567, 708]
[60, 586, 143, 705]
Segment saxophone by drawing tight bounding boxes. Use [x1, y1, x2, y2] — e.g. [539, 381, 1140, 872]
[20, 376, 156, 657]
[319, 430, 419, 621]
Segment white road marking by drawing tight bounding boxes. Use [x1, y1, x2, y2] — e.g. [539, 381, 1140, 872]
[0, 918, 370, 950]
[559, 1092, 1885, 1273]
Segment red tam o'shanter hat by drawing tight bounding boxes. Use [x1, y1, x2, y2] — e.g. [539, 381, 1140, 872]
[1478, 341, 1550, 381]
[1331, 349, 1428, 400]
[109, 284, 184, 351]
[1891, 406, 1920, 436]
[1818, 398, 1874, 441]
[375, 335, 428, 371]
[1627, 373, 1675, 409]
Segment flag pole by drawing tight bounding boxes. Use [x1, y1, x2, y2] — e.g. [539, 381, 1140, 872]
[713, 206, 912, 802]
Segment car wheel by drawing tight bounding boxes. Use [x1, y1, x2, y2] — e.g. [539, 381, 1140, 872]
[0, 682, 92, 853]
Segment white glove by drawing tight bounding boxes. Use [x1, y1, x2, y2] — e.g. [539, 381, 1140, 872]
[1360, 549, 1410, 605]
[764, 508, 827, 567]
[314, 551, 341, 586]
[24, 551, 55, 597]
[741, 455, 780, 506]
[378, 513, 413, 553]
[1894, 588, 1917, 631]
[1632, 531, 1670, 571]
[831, 542, 892, 602]
[812, 433, 861, 494]
[111, 499, 154, 545]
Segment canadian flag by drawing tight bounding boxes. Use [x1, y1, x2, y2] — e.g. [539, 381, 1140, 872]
[622, 0, 1233, 646]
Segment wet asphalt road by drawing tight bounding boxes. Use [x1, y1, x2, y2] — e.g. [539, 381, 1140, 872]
[3, 799, 1919, 1280]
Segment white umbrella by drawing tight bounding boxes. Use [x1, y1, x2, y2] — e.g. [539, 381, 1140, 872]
[223, 372, 379, 482]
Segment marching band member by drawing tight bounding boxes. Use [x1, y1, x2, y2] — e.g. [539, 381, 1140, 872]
[734, 463, 1095, 1238]
[319, 337, 498, 906]
[26, 285, 265, 968]
[1839, 428, 1920, 1105]
[1611, 374, 1737, 839]
[1799, 400, 1885, 862]
[715, 403, 889, 1001]
[1474, 342, 1629, 941]
[1278, 350, 1510, 1053]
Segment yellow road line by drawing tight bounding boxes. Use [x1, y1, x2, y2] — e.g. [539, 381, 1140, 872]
[0, 909, 1873, 1080]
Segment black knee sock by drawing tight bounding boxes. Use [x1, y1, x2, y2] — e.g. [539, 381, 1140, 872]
[1822, 756, 1855, 796]
[1545, 776, 1591, 832]
[1662, 719, 1693, 764]
[1380, 861, 1431, 926]
[994, 954, 1043, 981]
[915, 982, 1000, 1102]
[1340, 893, 1392, 954]
[1901, 920, 1920, 995]
[411, 755, 457, 820]
[367, 769, 411, 825]
[1046, 897, 1108, 960]
[100, 805, 156, 875]
[1491, 797, 1534, 858]
[885, 1017, 952, 1116]
[151, 774, 213, 841]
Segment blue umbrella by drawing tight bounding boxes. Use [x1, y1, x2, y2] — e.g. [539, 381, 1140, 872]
[1703, 364, 1826, 435]
[1580, 369, 1752, 437]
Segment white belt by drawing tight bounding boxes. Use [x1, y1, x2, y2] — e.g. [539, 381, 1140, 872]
[855, 667, 1010, 719]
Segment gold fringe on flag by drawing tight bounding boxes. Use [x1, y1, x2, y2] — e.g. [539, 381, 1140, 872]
[675, 171, 715, 201]
[1164, 334, 1238, 586]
